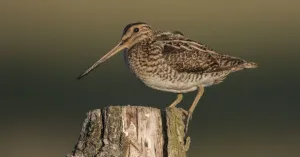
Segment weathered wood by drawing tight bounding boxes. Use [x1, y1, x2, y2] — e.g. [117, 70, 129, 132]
[67, 106, 190, 157]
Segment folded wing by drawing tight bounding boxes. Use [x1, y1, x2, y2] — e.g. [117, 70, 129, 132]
[159, 37, 247, 74]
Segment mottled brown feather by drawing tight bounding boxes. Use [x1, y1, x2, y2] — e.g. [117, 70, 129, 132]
[153, 32, 247, 74]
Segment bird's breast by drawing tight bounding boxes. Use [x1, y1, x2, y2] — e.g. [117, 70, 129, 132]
[124, 47, 162, 77]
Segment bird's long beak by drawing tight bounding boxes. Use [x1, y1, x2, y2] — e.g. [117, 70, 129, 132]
[77, 41, 126, 79]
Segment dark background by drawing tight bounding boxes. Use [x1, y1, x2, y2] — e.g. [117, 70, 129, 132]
[1, 0, 299, 157]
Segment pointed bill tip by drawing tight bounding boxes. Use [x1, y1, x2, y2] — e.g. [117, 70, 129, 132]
[77, 72, 86, 80]
[77, 75, 83, 80]
[76, 62, 100, 80]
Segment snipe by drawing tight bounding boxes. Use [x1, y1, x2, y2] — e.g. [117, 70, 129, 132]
[78, 22, 258, 129]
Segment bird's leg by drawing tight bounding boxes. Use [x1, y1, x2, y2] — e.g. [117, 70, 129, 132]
[185, 85, 204, 132]
[168, 93, 183, 108]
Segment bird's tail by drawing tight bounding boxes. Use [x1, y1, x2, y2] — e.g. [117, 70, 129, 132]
[230, 61, 258, 72]
[244, 62, 258, 69]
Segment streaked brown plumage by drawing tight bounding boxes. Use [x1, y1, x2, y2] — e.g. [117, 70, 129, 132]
[78, 22, 258, 129]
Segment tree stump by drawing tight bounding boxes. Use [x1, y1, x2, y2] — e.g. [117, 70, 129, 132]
[67, 106, 191, 157]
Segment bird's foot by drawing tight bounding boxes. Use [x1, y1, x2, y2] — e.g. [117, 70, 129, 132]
[185, 111, 193, 133]
[181, 108, 189, 115]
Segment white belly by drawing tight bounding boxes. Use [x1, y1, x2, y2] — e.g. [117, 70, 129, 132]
[143, 77, 198, 93]
[140, 73, 226, 93]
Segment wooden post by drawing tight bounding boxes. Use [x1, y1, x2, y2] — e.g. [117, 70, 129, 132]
[67, 106, 191, 157]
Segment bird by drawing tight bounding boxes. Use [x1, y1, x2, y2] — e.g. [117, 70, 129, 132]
[77, 22, 257, 129]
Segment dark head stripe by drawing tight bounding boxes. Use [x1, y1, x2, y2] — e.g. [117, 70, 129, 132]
[122, 22, 147, 35]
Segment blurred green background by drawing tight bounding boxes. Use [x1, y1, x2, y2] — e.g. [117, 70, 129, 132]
[1, 0, 299, 157]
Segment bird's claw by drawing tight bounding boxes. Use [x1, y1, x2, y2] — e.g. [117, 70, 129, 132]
[185, 111, 193, 133]
[181, 109, 189, 115]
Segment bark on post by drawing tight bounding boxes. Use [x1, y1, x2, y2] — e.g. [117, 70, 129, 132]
[67, 106, 190, 157]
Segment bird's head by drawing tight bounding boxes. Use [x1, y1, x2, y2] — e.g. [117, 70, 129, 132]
[77, 22, 152, 79]
[121, 22, 152, 47]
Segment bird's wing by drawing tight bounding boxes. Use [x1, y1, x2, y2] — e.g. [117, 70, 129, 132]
[154, 33, 246, 73]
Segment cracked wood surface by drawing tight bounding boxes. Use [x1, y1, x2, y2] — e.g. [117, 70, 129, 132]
[67, 106, 190, 157]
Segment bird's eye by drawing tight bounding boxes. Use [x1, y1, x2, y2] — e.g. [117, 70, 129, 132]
[133, 28, 139, 33]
